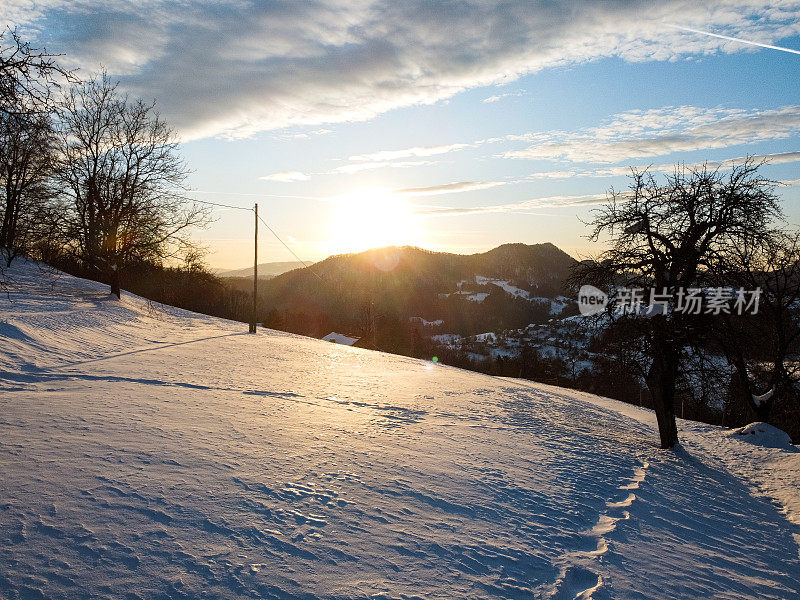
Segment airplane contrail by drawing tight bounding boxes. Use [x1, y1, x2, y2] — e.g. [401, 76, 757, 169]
[667, 24, 800, 55]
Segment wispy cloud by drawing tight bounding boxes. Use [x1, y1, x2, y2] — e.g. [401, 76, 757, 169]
[291, 128, 333, 140]
[260, 171, 310, 182]
[329, 160, 437, 175]
[20, 1, 800, 139]
[349, 143, 474, 163]
[395, 181, 507, 196]
[527, 170, 576, 179]
[504, 106, 800, 163]
[482, 90, 525, 103]
[570, 150, 800, 178]
[416, 193, 608, 216]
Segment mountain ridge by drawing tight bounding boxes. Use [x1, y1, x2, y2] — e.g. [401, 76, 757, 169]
[250, 242, 580, 343]
[217, 260, 311, 279]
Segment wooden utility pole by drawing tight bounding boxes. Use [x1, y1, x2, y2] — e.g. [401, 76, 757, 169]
[250, 203, 258, 333]
[370, 299, 377, 349]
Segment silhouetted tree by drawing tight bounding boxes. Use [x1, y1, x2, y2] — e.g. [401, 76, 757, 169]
[0, 110, 57, 265]
[0, 29, 68, 265]
[576, 161, 782, 448]
[57, 74, 208, 297]
[706, 228, 800, 436]
[0, 29, 69, 117]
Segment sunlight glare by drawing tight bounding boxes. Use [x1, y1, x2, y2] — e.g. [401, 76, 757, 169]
[328, 188, 425, 254]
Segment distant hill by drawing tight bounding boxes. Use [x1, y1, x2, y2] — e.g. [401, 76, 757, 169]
[257, 243, 579, 344]
[218, 260, 310, 279]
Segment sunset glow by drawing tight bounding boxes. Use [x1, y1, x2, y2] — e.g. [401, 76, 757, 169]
[4, 5, 800, 599]
[327, 188, 426, 254]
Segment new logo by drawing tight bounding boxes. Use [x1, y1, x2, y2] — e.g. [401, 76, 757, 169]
[578, 285, 608, 316]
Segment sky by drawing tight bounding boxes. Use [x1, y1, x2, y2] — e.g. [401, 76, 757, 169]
[7, 0, 800, 268]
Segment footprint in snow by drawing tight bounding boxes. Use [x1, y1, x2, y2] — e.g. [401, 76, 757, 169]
[548, 459, 651, 599]
[551, 566, 604, 600]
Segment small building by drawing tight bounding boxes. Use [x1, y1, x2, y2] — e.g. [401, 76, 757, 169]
[321, 332, 360, 346]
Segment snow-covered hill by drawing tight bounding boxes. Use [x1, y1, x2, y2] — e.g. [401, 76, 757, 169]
[1, 260, 799, 600]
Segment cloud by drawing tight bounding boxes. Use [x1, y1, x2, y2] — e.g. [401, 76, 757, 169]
[260, 171, 310, 182]
[552, 150, 800, 178]
[527, 170, 576, 179]
[2, 0, 65, 29]
[504, 105, 800, 163]
[349, 143, 474, 162]
[18, 1, 800, 140]
[255, 159, 439, 181]
[288, 128, 333, 140]
[329, 160, 437, 175]
[482, 90, 525, 103]
[417, 193, 608, 216]
[395, 181, 506, 196]
[666, 24, 800, 55]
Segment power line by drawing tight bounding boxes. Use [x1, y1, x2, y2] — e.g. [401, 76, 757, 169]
[191, 197, 253, 211]
[189, 193, 324, 281]
[257, 213, 325, 281]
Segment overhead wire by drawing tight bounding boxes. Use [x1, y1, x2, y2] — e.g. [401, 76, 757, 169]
[257, 213, 325, 281]
[190, 197, 253, 211]
[189, 193, 325, 281]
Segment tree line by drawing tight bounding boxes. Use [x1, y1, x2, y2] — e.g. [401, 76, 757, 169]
[1, 29, 208, 297]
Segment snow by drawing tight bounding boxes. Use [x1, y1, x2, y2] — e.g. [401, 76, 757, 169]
[476, 275, 531, 299]
[565, 386, 800, 555]
[1, 259, 800, 599]
[321, 332, 360, 345]
[431, 333, 461, 346]
[409, 317, 444, 327]
[551, 296, 570, 315]
[733, 422, 793, 449]
[753, 386, 776, 407]
[489, 347, 517, 359]
[473, 332, 498, 344]
[533, 296, 570, 315]
[444, 276, 570, 312]
[472, 277, 570, 314]
[466, 292, 489, 302]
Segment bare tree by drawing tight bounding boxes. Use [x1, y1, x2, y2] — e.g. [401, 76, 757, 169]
[57, 74, 209, 297]
[0, 110, 57, 265]
[0, 29, 68, 265]
[576, 160, 782, 448]
[0, 28, 69, 117]
[709, 229, 800, 423]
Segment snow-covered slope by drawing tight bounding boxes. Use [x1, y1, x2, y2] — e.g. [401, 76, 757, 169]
[1, 260, 799, 600]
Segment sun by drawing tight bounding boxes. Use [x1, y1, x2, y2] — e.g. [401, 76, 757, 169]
[327, 187, 425, 254]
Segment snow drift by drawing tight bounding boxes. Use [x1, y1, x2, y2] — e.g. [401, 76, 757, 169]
[1, 259, 799, 599]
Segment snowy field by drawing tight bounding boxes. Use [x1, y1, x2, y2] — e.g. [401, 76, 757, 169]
[1, 260, 799, 600]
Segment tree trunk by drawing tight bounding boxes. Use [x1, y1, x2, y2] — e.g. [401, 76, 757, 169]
[646, 337, 679, 448]
[110, 266, 121, 298]
[0, 185, 13, 250]
[0, 211, 10, 250]
[728, 349, 774, 423]
[748, 379, 776, 423]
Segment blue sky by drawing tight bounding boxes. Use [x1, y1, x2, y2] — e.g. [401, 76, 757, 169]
[8, 1, 800, 268]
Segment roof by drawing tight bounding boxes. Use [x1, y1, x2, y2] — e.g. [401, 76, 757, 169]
[321, 332, 360, 346]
